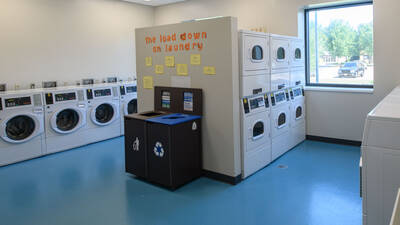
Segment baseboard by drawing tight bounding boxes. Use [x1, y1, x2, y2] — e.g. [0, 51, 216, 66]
[203, 170, 241, 185]
[306, 135, 361, 147]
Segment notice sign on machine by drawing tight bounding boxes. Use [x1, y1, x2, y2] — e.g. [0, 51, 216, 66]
[183, 92, 194, 112]
[162, 91, 171, 109]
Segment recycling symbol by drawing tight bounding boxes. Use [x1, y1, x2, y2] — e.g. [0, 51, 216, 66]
[153, 142, 164, 157]
[132, 137, 139, 151]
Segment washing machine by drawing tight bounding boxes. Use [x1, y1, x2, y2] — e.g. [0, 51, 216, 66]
[0, 90, 45, 166]
[119, 81, 137, 135]
[85, 84, 121, 144]
[239, 30, 270, 97]
[270, 89, 291, 161]
[290, 37, 305, 68]
[289, 86, 306, 149]
[43, 86, 88, 154]
[290, 67, 306, 87]
[241, 93, 271, 178]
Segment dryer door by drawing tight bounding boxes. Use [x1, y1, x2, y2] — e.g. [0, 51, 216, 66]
[243, 34, 269, 71]
[271, 37, 289, 69]
[51, 108, 85, 134]
[1, 114, 41, 144]
[91, 102, 119, 126]
[124, 98, 138, 116]
[291, 40, 305, 67]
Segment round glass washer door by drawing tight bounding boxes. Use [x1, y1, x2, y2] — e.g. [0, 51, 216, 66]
[51, 108, 84, 134]
[124, 99, 137, 115]
[91, 103, 118, 126]
[1, 114, 40, 144]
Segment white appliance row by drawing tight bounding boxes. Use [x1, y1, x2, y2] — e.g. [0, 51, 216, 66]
[0, 81, 137, 166]
[241, 86, 306, 178]
[239, 30, 305, 97]
[361, 86, 400, 225]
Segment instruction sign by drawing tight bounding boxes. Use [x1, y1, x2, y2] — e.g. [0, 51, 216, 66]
[183, 92, 194, 112]
[177, 64, 188, 76]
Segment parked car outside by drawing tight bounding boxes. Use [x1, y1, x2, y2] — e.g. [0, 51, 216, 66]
[338, 61, 365, 77]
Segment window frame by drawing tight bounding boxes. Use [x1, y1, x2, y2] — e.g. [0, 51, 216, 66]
[304, 1, 374, 89]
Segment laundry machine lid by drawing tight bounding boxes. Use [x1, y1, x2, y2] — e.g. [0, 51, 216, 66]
[51, 107, 85, 134]
[1, 113, 42, 144]
[90, 102, 119, 126]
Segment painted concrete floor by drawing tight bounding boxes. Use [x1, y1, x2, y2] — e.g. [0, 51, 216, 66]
[0, 138, 361, 225]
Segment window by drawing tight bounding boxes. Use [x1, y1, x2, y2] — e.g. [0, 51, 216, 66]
[305, 2, 373, 88]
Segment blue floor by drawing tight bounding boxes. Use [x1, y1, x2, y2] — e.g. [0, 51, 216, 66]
[0, 138, 361, 225]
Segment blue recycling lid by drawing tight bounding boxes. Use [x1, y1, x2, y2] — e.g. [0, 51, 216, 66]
[146, 113, 201, 125]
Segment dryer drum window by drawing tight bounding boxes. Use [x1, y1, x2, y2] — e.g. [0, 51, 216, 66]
[278, 113, 286, 126]
[295, 48, 302, 59]
[128, 99, 137, 114]
[56, 109, 79, 131]
[253, 121, 264, 137]
[252, 45, 263, 60]
[95, 104, 114, 123]
[277, 47, 285, 60]
[296, 106, 303, 118]
[6, 115, 35, 141]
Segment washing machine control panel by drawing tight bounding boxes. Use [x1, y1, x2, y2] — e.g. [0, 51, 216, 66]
[94, 89, 112, 98]
[285, 90, 290, 101]
[272, 91, 286, 106]
[126, 86, 137, 94]
[55, 92, 76, 102]
[243, 95, 268, 114]
[119, 86, 126, 96]
[4, 96, 31, 108]
[45, 93, 53, 105]
[86, 89, 93, 100]
[292, 87, 303, 98]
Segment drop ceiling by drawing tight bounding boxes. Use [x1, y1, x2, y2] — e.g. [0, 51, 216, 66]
[122, 0, 186, 7]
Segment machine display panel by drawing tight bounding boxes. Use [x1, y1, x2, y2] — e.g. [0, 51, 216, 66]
[250, 97, 265, 110]
[55, 92, 76, 102]
[94, 89, 111, 97]
[293, 88, 302, 97]
[126, 86, 137, 93]
[5, 97, 31, 108]
[275, 92, 286, 103]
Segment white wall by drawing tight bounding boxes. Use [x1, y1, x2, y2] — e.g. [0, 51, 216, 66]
[0, 0, 154, 90]
[154, 0, 400, 141]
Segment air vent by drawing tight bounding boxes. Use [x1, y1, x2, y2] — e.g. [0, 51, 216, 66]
[112, 87, 118, 97]
[33, 94, 43, 106]
[77, 90, 84, 101]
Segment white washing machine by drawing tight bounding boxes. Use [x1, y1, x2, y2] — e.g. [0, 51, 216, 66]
[43, 86, 88, 155]
[85, 84, 121, 144]
[270, 89, 291, 161]
[289, 86, 306, 149]
[270, 34, 290, 70]
[118, 81, 137, 135]
[290, 67, 306, 87]
[290, 37, 305, 68]
[0, 90, 45, 166]
[239, 30, 270, 96]
[241, 93, 271, 178]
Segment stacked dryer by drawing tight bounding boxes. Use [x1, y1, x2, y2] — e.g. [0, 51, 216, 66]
[270, 34, 291, 91]
[289, 37, 306, 87]
[239, 30, 272, 178]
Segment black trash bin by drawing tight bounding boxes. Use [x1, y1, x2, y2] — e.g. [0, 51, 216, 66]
[145, 113, 202, 189]
[124, 111, 170, 178]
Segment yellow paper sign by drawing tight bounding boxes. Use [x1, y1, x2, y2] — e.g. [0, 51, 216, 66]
[165, 56, 175, 67]
[203, 66, 216, 75]
[190, 54, 201, 65]
[177, 64, 188, 76]
[143, 76, 153, 89]
[145, 56, 152, 67]
[155, 65, 164, 74]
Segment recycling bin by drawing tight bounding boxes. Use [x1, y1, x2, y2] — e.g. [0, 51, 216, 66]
[124, 111, 170, 178]
[145, 113, 202, 189]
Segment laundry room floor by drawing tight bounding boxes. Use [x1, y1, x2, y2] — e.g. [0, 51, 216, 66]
[0, 137, 361, 225]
